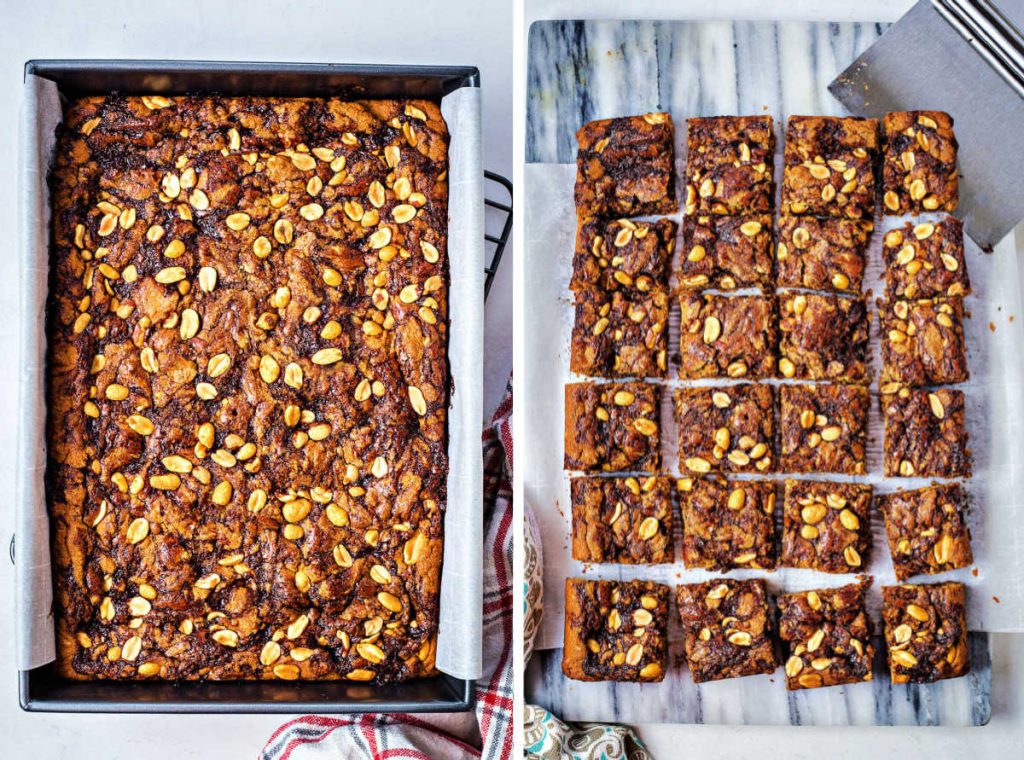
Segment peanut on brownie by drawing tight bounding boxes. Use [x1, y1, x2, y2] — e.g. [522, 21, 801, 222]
[570, 287, 669, 378]
[879, 298, 968, 389]
[878, 484, 974, 581]
[570, 217, 676, 294]
[562, 578, 669, 682]
[781, 480, 872, 573]
[564, 382, 661, 472]
[778, 581, 874, 690]
[674, 384, 775, 474]
[881, 581, 970, 683]
[676, 578, 778, 683]
[881, 218, 970, 301]
[685, 115, 775, 216]
[882, 111, 959, 215]
[570, 476, 673, 564]
[776, 216, 872, 293]
[777, 292, 870, 384]
[679, 477, 777, 571]
[779, 384, 868, 475]
[678, 293, 777, 380]
[678, 214, 773, 291]
[575, 113, 677, 217]
[882, 388, 971, 478]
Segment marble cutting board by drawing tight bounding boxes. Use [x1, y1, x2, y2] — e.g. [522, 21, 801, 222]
[523, 18, 994, 727]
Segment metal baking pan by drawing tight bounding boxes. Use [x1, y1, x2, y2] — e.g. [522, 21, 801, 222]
[18, 59, 481, 714]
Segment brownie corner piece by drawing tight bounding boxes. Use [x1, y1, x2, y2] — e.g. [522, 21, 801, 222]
[882, 110, 958, 215]
[881, 581, 970, 683]
[679, 214, 773, 291]
[674, 384, 775, 474]
[570, 216, 676, 294]
[778, 292, 870, 383]
[879, 297, 968, 388]
[678, 293, 777, 379]
[564, 382, 661, 472]
[575, 113, 677, 217]
[776, 216, 872, 293]
[881, 218, 970, 300]
[778, 580, 874, 689]
[676, 578, 778, 683]
[562, 578, 669, 682]
[680, 477, 777, 571]
[570, 475, 673, 564]
[685, 115, 775, 216]
[570, 287, 670, 378]
[779, 384, 868, 475]
[882, 388, 971, 478]
[878, 484, 973, 580]
[781, 479, 872, 573]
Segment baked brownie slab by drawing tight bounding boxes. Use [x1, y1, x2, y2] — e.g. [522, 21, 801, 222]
[678, 293, 777, 380]
[570, 476, 673, 564]
[781, 480, 872, 573]
[779, 384, 868, 475]
[570, 217, 676, 294]
[882, 388, 971, 478]
[878, 484, 974, 581]
[882, 111, 959, 215]
[575, 113, 677, 217]
[782, 116, 879, 219]
[881, 218, 970, 300]
[776, 216, 872, 293]
[679, 214, 773, 291]
[778, 581, 874, 690]
[879, 298, 968, 389]
[564, 382, 661, 472]
[881, 581, 970, 683]
[685, 115, 775, 216]
[674, 384, 775, 474]
[570, 288, 669, 378]
[777, 292, 870, 384]
[676, 578, 778, 682]
[562, 578, 669, 682]
[679, 477, 777, 570]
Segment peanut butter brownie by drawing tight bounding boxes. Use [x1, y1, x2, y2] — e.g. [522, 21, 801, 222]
[882, 388, 971, 478]
[685, 116, 775, 216]
[782, 116, 878, 219]
[676, 578, 778, 682]
[777, 293, 870, 383]
[882, 111, 959, 215]
[881, 219, 970, 300]
[878, 484, 974, 581]
[564, 382, 661, 472]
[881, 581, 970, 683]
[778, 581, 874, 690]
[569, 217, 676, 294]
[678, 294, 777, 379]
[570, 476, 673, 564]
[776, 216, 872, 293]
[575, 113, 677, 218]
[779, 385, 868, 475]
[879, 298, 968, 389]
[781, 480, 872, 573]
[678, 214, 773, 290]
[562, 578, 669, 682]
[570, 288, 669, 378]
[674, 384, 775, 474]
[679, 478, 777, 570]
[48, 95, 450, 682]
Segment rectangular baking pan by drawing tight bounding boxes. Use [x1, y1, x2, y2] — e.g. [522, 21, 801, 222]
[19, 58, 479, 714]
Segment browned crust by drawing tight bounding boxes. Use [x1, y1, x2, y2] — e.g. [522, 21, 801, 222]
[684, 115, 775, 216]
[775, 216, 872, 293]
[881, 111, 958, 215]
[564, 382, 661, 473]
[570, 476, 673, 564]
[780, 480, 873, 573]
[880, 219, 970, 301]
[674, 384, 775, 475]
[679, 478, 777, 571]
[881, 581, 970, 683]
[678, 214, 773, 291]
[678, 294, 777, 380]
[878, 485, 974, 581]
[779, 384, 868, 475]
[881, 388, 971, 478]
[777, 293, 870, 384]
[878, 298, 968, 388]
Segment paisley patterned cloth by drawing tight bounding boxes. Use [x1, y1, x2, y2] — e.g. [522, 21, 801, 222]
[523, 704, 654, 760]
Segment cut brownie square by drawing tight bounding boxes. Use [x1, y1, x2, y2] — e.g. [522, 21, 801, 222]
[882, 388, 971, 478]
[562, 578, 669, 682]
[778, 292, 870, 383]
[575, 113, 677, 217]
[676, 578, 778, 682]
[674, 384, 775, 474]
[564, 382, 661, 472]
[881, 218, 970, 300]
[678, 293, 776, 379]
[881, 581, 970, 683]
[879, 298, 968, 389]
[781, 480, 872, 573]
[882, 111, 959, 215]
[779, 384, 868, 475]
[878, 484, 974, 581]
[679, 477, 777, 570]
[570, 217, 676, 294]
[685, 115, 775, 216]
[570, 476, 673, 564]
[782, 115, 879, 219]
[776, 216, 872, 293]
[570, 288, 669, 378]
[777, 581, 874, 690]
[678, 214, 773, 291]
